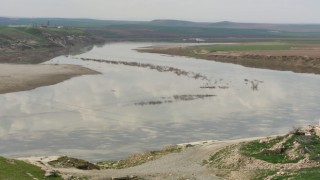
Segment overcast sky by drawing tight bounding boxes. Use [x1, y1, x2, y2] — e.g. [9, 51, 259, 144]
[1, 0, 320, 23]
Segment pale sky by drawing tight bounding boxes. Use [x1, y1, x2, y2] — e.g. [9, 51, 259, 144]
[1, 0, 320, 23]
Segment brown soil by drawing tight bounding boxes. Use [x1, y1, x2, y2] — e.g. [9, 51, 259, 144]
[139, 45, 320, 75]
[0, 64, 99, 94]
[0, 45, 94, 64]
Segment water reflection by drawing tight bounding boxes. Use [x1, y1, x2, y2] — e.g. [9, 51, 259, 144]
[134, 94, 215, 106]
[79, 57, 210, 81]
[0, 42, 320, 161]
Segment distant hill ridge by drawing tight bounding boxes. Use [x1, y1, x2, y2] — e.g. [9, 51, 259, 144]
[1, 17, 320, 32]
[149, 19, 320, 32]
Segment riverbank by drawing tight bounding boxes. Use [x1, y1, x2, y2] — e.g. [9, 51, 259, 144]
[16, 125, 320, 180]
[0, 27, 104, 64]
[0, 64, 99, 94]
[0, 27, 103, 94]
[138, 42, 320, 75]
[16, 137, 264, 180]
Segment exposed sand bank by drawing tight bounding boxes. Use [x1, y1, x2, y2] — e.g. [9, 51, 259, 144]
[0, 64, 100, 94]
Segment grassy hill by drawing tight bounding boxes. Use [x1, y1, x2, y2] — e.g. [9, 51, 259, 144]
[0, 26, 99, 63]
[0, 26, 87, 45]
[205, 126, 320, 179]
[0, 156, 62, 180]
[0, 17, 141, 28]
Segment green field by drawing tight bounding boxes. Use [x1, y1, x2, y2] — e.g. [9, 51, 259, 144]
[203, 44, 292, 51]
[272, 167, 320, 180]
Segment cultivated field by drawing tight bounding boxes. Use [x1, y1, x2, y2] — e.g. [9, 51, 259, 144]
[140, 41, 320, 74]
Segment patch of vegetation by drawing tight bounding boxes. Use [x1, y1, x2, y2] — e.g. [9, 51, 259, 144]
[0, 26, 95, 63]
[0, 156, 62, 180]
[97, 145, 182, 169]
[41, 27, 87, 36]
[48, 156, 100, 170]
[206, 127, 320, 180]
[240, 137, 282, 160]
[252, 169, 278, 180]
[206, 145, 239, 177]
[297, 135, 320, 161]
[279, 39, 320, 44]
[0, 27, 87, 46]
[202, 44, 291, 51]
[0, 27, 36, 42]
[240, 135, 304, 164]
[24, 28, 43, 35]
[241, 133, 320, 164]
[271, 167, 320, 180]
[208, 145, 236, 169]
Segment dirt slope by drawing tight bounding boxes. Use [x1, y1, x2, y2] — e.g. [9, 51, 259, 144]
[20, 138, 260, 180]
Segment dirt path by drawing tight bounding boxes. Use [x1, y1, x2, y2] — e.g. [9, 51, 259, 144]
[19, 138, 260, 180]
[0, 64, 99, 94]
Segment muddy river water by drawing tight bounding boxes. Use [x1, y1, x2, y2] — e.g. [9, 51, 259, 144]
[1, 42, 320, 161]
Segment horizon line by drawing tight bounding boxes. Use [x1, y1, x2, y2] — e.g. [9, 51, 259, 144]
[1, 16, 320, 25]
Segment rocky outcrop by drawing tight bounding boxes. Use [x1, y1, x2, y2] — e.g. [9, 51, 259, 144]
[48, 156, 100, 170]
[301, 125, 320, 137]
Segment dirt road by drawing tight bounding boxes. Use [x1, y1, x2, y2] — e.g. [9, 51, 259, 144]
[20, 138, 260, 180]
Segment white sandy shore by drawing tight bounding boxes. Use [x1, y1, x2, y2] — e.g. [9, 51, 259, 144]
[0, 64, 99, 94]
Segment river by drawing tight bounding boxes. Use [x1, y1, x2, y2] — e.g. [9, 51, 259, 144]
[1, 42, 320, 161]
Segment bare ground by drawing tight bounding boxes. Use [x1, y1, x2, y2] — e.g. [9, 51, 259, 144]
[0, 64, 100, 94]
[18, 138, 261, 180]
